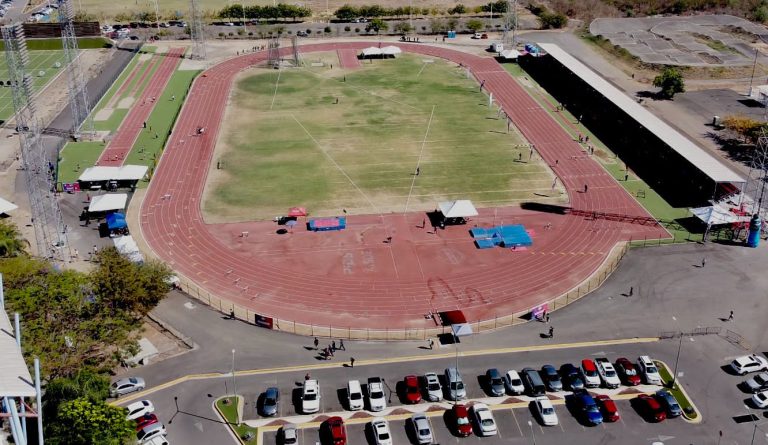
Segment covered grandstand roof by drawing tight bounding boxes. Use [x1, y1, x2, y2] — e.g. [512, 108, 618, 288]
[0, 308, 35, 397]
[0, 197, 18, 214]
[537, 43, 745, 184]
[79, 165, 148, 182]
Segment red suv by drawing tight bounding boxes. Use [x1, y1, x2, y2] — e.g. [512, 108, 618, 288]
[451, 404, 472, 437]
[636, 395, 666, 422]
[595, 395, 620, 422]
[404, 375, 422, 404]
[615, 357, 641, 386]
[135, 413, 158, 431]
[324, 416, 347, 445]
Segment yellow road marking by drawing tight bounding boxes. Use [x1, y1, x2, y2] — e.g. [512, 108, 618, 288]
[111, 337, 659, 405]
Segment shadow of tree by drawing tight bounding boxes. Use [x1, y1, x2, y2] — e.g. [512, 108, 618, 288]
[704, 131, 755, 167]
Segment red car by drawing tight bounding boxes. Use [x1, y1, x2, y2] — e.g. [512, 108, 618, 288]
[595, 395, 620, 422]
[323, 416, 347, 445]
[451, 404, 472, 437]
[404, 375, 422, 404]
[615, 357, 641, 386]
[135, 413, 158, 431]
[636, 394, 666, 422]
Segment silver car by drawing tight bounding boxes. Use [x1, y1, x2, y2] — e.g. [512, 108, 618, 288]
[411, 413, 433, 444]
[110, 377, 145, 397]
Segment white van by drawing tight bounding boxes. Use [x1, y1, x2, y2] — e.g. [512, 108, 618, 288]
[347, 379, 363, 410]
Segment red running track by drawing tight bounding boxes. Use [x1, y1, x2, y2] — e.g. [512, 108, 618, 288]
[97, 48, 185, 166]
[140, 42, 670, 330]
[337, 49, 361, 69]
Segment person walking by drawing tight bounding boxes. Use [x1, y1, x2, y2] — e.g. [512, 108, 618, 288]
[328, 345, 334, 357]
[548, 326, 554, 339]
[545, 313, 550, 323]
[305, 372, 311, 380]
[314, 337, 319, 350]
[728, 310, 734, 321]
[428, 339, 434, 350]
[339, 339, 345, 351]
[702, 258, 706, 268]
[584, 184, 588, 193]
[350, 357, 355, 368]
[73, 248, 79, 259]
[415, 166, 420, 176]
[332, 340, 337, 352]
[629, 286, 634, 296]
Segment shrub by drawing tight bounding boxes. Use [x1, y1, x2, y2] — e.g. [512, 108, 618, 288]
[344, 26, 351, 31]
[324, 26, 332, 33]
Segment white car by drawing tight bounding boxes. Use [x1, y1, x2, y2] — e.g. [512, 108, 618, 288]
[534, 397, 558, 426]
[137, 423, 166, 443]
[371, 418, 392, 445]
[280, 424, 298, 445]
[125, 400, 155, 420]
[731, 354, 768, 375]
[504, 370, 525, 395]
[753, 391, 768, 409]
[302, 379, 321, 413]
[637, 356, 663, 385]
[367, 377, 386, 412]
[595, 358, 621, 389]
[424, 372, 442, 401]
[472, 403, 497, 436]
[411, 413, 433, 444]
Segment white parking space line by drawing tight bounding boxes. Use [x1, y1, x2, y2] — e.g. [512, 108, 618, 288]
[509, 408, 524, 436]
[559, 420, 567, 432]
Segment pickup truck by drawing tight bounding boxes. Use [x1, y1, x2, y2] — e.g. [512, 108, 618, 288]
[595, 358, 621, 389]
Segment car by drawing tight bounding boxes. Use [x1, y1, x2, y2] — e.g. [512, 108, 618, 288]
[403, 375, 422, 403]
[302, 379, 321, 414]
[224, 21, 234, 26]
[129, 35, 140, 40]
[655, 390, 682, 417]
[638, 356, 663, 384]
[367, 377, 386, 411]
[540, 365, 563, 391]
[371, 418, 392, 445]
[110, 377, 146, 397]
[142, 436, 169, 445]
[745, 372, 768, 393]
[135, 413, 159, 431]
[411, 413, 433, 444]
[296, 31, 308, 37]
[595, 358, 621, 389]
[347, 380, 364, 410]
[451, 404, 472, 436]
[486, 368, 505, 396]
[573, 390, 602, 425]
[560, 364, 585, 390]
[137, 422, 166, 442]
[534, 397, 558, 426]
[159, 22, 169, 27]
[472, 403, 497, 436]
[125, 400, 155, 420]
[504, 370, 525, 395]
[580, 359, 601, 388]
[424, 372, 442, 401]
[615, 357, 641, 386]
[262, 387, 279, 416]
[595, 394, 620, 422]
[280, 424, 298, 445]
[472, 32, 481, 39]
[636, 394, 666, 422]
[521, 367, 546, 396]
[177, 21, 187, 27]
[444, 367, 466, 400]
[752, 390, 768, 408]
[731, 354, 768, 375]
[481, 33, 489, 39]
[323, 416, 347, 445]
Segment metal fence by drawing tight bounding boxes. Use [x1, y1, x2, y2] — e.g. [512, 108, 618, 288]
[172, 241, 631, 341]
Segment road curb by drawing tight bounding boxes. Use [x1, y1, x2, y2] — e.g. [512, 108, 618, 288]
[214, 396, 251, 445]
[656, 359, 702, 424]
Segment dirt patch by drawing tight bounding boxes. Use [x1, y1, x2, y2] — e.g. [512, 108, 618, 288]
[94, 107, 114, 121]
[117, 96, 135, 109]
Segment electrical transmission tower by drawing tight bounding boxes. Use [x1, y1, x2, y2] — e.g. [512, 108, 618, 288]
[267, 37, 280, 67]
[189, 0, 207, 60]
[741, 129, 768, 218]
[3, 24, 69, 262]
[58, 0, 93, 139]
[502, 0, 518, 46]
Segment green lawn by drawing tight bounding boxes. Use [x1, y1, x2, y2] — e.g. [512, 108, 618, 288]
[0, 37, 111, 51]
[58, 142, 107, 184]
[205, 54, 559, 221]
[0, 50, 67, 122]
[216, 396, 258, 442]
[503, 63, 701, 243]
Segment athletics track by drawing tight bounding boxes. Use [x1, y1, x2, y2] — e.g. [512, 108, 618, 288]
[139, 42, 670, 331]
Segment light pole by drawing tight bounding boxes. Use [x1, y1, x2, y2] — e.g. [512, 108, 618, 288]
[152, 0, 160, 30]
[231, 349, 237, 399]
[670, 331, 683, 388]
[527, 420, 536, 445]
[241, 1, 247, 33]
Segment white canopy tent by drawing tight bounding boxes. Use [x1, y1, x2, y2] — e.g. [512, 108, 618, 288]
[88, 193, 128, 212]
[0, 197, 18, 214]
[381, 46, 402, 56]
[438, 200, 479, 218]
[500, 49, 521, 60]
[690, 204, 751, 225]
[360, 47, 382, 57]
[113, 235, 144, 263]
[79, 165, 149, 182]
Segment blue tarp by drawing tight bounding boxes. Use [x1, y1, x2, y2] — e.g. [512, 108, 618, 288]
[471, 224, 532, 249]
[106, 212, 127, 230]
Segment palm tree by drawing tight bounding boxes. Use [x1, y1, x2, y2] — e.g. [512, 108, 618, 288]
[0, 220, 26, 257]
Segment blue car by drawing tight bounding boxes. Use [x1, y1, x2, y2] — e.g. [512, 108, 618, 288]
[560, 364, 585, 391]
[655, 390, 682, 417]
[574, 391, 603, 425]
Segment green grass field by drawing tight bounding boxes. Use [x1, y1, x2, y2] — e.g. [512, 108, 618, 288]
[203, 54, 561, 222]
[0, 50, 66, 123]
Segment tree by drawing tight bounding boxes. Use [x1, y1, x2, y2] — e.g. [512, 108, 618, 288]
[429, 18, 447, 33]
[335, 5, 358, 21]
[722, 115, 764, 143]
[43, 370, 110, 421]
[366, 18, 388, 34]
[48, 398, 135, 445]
[539, 11, 568, 29]
[393, 21, 413, 35]
[448, 4, 466, 15]
[653, 67, 685, 99]
[0, 220, 26, 257]
[466, 19, 484, 32]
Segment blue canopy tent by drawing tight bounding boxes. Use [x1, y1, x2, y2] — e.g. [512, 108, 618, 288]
[106, 212, 127, 230]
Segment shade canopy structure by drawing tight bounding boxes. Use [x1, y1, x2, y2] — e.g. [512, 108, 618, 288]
[360, 47, 382, 57]
[438, 200, 479, 218]
[288, 207, 307, 217]
[0, 197, 17, 214]
[106, 212, 127, 230]
[88, 193, 128, 212]
[500, 49, 521, 60]
[78, 165, 149, 182]
[0, 307, 35, 397]
[381, 45, 402, 56]
[113, 235, 144, 263]
[690, 205, 751, 225]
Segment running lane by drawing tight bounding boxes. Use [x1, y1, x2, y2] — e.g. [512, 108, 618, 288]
[97, 48, 185, 166]
[140, 42, 670, 330]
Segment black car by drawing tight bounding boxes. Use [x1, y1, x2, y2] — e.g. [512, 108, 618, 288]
[296, 31, 308, 37]
[485, 368, 505, 396]
[540, 365, 563, 392]
[560, 364, 585, 391]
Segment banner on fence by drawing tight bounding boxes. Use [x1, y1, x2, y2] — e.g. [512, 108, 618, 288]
[530, 303, 548, 320]
[254, 314, 274, 329]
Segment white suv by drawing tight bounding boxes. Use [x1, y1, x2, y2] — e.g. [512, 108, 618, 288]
[637, 356, 662, 385]
[302, 379, 321, 413]
[731, 354, 768, 375]
[424, 372, 442, 401]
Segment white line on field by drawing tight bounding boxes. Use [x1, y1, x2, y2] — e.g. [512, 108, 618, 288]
[403, 105, 435, 215]
[415, 62, 428, 80]
[269, 67, 282, 110]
